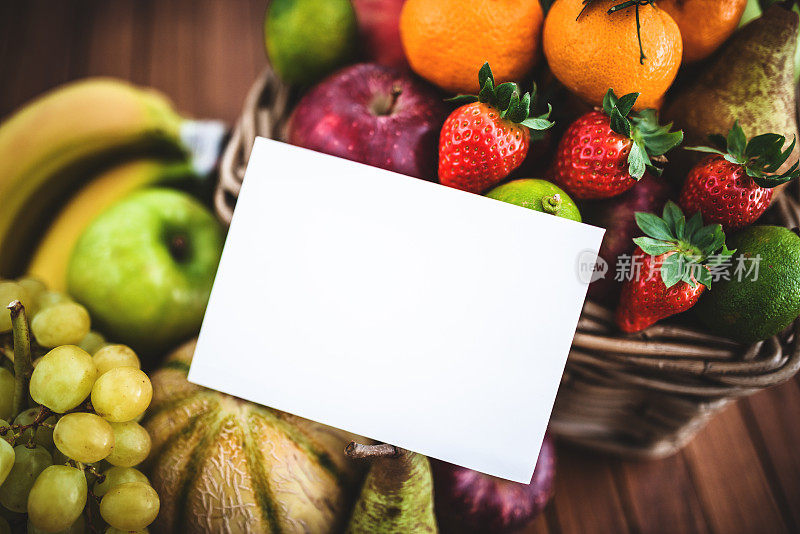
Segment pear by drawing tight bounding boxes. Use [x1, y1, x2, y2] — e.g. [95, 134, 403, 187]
[345, 443, 438, 534]
[664, 6, 800, 178]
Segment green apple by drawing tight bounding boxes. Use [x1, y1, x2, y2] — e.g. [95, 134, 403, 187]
[67, 188, 224, 356]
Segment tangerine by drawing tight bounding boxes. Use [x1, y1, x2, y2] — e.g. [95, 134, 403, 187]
[543, 0, 682, 110]
[659, 0, 748, 63]
[399, 0, 543, 94]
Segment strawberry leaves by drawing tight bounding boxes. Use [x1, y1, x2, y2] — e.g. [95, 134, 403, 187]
[687, 121, 800, 188]
[446, 63, 555, 131]
[633, 201, 733, 288]
[602, 89, 684, 181]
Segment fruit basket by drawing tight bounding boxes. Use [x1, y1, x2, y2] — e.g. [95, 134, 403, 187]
[215, 63, 800, 458]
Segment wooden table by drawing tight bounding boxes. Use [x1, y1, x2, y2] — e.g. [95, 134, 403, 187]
[2, 2, 798, 533]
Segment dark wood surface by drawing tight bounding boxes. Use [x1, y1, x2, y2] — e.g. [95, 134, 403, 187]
[2, 2, 799, 533]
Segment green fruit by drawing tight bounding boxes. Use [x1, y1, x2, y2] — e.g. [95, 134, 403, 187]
[485, 179, 582, 222]
[695, 226, 800, 343]
[346, 449, 437, 534]
[27, 514, 85, 534]
[145, 340, 366, 533]
[265, 0, 358, 86]
[67, 188, 224, 357]
[665, 6, 799, 177]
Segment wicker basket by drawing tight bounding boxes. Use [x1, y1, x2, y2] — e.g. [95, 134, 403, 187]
[215, 67, 800, 458]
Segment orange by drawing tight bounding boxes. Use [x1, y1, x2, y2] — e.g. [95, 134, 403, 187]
[399, 0, 543, 95]
[543, 0, 682, 110]
[659, 0, 748, 63]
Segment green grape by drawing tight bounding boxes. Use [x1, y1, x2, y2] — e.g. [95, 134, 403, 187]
[29, 345, 97, 412]
[106, 421, 150, 467]
[91, 368, 152, 422]
[36, 290, 71, 310]
[53, 413, 115, 463]
[93, 344, 140, 376]
[13, 408, 57, 448]
[31, 302, 91, 348]
[93, 466, 149, 498]
[0, 281, 31, 332]
[99, 481, 159, 531]
[0, 444, 52, 512]
[106, 527, 148, 534]
[0, 369, 13, 421]
[0, 420, 12, 445]
[0, 439, 13, 486]
[78, 331, 106, 355]
[27, 465, 87, 533]
[28, 514, 85, 534]
[17, 278, 46, 316]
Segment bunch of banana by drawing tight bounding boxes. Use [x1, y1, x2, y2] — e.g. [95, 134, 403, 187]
[0, 77, 224, 277]
[27, 158, 199, 290]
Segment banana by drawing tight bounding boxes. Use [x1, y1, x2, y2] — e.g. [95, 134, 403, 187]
[0, 78, 223, 277]
[27, 159, 198, 290]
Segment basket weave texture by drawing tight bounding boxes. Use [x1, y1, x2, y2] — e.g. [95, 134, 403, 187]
[215, 67, 800, 458]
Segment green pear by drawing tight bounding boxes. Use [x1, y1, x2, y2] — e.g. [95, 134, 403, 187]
[664, 5, 799, 177]
[345, 445, 437, 534]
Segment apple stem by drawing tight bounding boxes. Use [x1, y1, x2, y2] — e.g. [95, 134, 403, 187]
[169, 234, 189, 262]
[370, 84, 404, 116]
[389, 84, 402, 111]
[345, 442, 401, 459]
[542, 194, 562, 215]
[8, 300, 33, 419]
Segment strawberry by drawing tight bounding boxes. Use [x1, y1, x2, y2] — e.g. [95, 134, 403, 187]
[616, 201, 733, 333]
[438, 63, 554, 193]
[680, 121, 800, 231]
[551, 89, 683, 199]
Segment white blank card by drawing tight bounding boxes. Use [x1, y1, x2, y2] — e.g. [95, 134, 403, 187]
[189, 138, 604, 483]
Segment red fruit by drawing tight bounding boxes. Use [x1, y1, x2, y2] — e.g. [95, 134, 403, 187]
[286, 63, 447, 181]
[432, 433, 556, 534]
[679, 122, 800, 232]
[437, 62, 554, 193]
[584, 174, 673, 305]
[439, 102, 531, 193]
[679, 155, 772, 231]
[551, 110, 639, 198]
[352, 0, 409, 70]
[616, 248, 706, 333]
[614, 201, 731, 333]
[550, 89, 683, 200]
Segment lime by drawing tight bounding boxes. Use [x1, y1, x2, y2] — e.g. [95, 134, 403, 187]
[264, 0, 358, 86]
[695, 225, 800, 343]
[485, 179, 582, 221]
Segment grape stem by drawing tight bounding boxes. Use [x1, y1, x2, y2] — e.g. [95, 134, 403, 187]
[84, 463, 106, 485]
[8, 300, 33, 419]
[344, 442, 402, 459]
[11, 405, 53, 446]
[83, 464, 104, 534]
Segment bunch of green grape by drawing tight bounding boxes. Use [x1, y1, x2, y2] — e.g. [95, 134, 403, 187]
[0, 278, 159, 533]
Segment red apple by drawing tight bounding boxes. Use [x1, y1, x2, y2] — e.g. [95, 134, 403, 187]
[352, 0, 409, 70]
[432, 434, 556, 534]
[287, 63, 447, 181]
